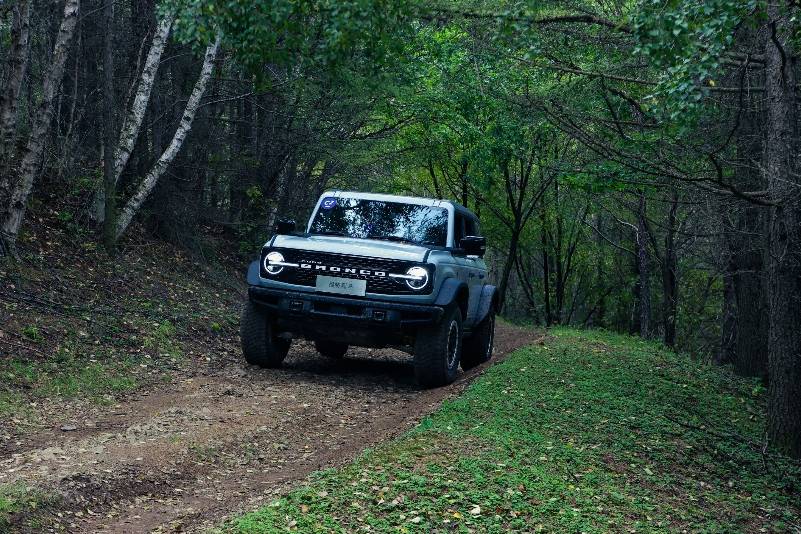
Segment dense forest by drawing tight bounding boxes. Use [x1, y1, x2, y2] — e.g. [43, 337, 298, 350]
[0, 0, 799, 460]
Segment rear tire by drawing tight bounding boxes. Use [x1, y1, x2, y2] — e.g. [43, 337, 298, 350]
[314, 340, 348, 359]
[461, 311, 495, 370]
[413, 306, 462, 388]
[240, 301, 290, 367]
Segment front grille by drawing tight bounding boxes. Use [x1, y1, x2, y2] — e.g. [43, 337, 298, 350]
[262, 248, 431, 295]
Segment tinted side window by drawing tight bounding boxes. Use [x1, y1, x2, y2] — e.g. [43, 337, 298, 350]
[454, 213, 466, 247]
[465, 216, 479, 237]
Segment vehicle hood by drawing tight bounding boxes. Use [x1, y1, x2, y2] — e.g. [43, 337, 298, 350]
[270, 234, 430, 262]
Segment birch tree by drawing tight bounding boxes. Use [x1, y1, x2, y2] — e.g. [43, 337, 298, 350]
[0, 0, 80, 255]
[95, 12, 174, 228]
[115, 35, 221, 240]
[112, 13, 175, 184]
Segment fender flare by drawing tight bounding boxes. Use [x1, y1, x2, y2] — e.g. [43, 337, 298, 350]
[476, 285, 499, 324]
[246, 259, 261, 286]
[434, 277, 469, 316]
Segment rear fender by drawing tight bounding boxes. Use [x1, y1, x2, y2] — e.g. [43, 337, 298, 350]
[476, 285, 499, 324]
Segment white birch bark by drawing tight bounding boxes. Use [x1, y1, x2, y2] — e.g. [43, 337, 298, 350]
[0, 0, 80, 252]
[115, 35, 220, 240]
[112, 13, 174, 185]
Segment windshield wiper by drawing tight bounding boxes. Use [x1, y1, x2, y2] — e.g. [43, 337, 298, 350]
[310, 230, 348, 237]
[368, 235, 420, 245]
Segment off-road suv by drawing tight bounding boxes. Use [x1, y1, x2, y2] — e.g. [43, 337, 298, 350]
[241, 191, 498, 387]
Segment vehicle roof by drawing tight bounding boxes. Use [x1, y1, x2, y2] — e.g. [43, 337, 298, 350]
[322, 190, 479, 220]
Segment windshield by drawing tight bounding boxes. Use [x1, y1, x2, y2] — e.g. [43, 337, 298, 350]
[309, 197, 449, 247]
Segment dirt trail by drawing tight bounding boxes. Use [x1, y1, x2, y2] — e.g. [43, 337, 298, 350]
[1, 323, 541, 533]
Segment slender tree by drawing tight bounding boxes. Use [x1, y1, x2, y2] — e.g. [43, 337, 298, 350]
[0, 0, 81, 255]
[115, 35, 221, 239]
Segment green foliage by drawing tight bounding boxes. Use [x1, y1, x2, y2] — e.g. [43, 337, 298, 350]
[21, 325, 43, 343]
[0, 484, 58, 531]
[226, 330, 800, 532]
[170, 0, 417, 87]
[631, 0, 757, 121]
[4, 353, 137, 400]
[144, 320, 181, 357]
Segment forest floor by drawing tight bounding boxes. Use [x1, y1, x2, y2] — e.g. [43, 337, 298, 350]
[227, 330, 801, 534]
[2, 212, 800, 533]
[0, 323, 537, 533]
[0, 210, 540, 532]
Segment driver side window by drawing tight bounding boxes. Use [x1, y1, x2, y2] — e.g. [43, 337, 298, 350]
[453, 213, 466, 248]
[465, 217, 479, 237]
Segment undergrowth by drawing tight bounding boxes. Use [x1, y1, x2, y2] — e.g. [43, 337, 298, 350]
[0, 210, 244, 431]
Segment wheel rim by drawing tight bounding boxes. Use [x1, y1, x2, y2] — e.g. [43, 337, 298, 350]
[446, 319, 459, 368]
[486, 315, 495, 359]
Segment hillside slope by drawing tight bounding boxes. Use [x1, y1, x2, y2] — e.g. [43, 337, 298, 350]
[229, 329, 801, 533]
[1, 211, 245, 447]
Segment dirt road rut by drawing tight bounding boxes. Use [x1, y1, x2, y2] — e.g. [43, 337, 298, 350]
[1, 323, 540, 533]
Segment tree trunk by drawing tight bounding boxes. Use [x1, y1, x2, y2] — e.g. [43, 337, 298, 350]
[717, 255, 737, 366]
[764, 2, 801, 458]
[662, 188, 678, 347]
[267, 154, 294, 231]
[723, 37, 769, 377]
[112, 13, 174, 185]
[729, 207, 769, 377]
[539, 209, 552, 325]
[101, 0, 116, 253]
[0, 0, 32, 167]
[115, 36, 220, 240]
[0, 0, 80, 254]
[497, 222, 522, 311]
[553, 184, 565, 323]
[636, 192, 651, 338]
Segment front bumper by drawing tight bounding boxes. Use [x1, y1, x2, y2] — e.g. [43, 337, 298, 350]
[248, 286, 443, 344]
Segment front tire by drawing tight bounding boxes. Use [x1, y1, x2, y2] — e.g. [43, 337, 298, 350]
[414, 306, 463, 388]
[240, 301, 290, 367]
[461, 311, 495, 370]
[314, 340, 348, 359]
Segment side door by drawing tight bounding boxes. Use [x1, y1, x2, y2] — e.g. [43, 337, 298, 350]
[454, 213, 484, 326]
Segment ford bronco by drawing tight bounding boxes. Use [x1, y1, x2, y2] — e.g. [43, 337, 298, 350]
[241, 191, 498, 387]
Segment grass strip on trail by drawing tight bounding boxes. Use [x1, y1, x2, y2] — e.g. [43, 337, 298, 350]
[227, 328, 801, 533]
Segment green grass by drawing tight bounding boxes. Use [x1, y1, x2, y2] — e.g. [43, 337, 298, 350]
[0, 317, 187, 420]
[0, 484, 55, 531]
[226, 328, 801, 533]
[0, 350, 138, 420]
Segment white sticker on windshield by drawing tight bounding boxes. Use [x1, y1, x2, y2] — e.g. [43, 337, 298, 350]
[321, 197, 337, 210]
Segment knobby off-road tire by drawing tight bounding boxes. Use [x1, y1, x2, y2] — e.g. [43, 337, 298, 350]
[314, 340, 348, 359]
[460, 311, 495, 370]
[240, 301, 291, 367]
[413, 306, 463, 388]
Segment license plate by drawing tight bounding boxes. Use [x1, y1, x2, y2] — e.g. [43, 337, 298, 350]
[315, 275, 366, 296]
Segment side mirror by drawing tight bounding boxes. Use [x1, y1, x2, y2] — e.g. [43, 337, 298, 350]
[275, 219, 296, 235]
[460, 236, 486, 257]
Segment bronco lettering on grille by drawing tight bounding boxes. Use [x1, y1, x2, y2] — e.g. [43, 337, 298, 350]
[297, 263, 389, 277]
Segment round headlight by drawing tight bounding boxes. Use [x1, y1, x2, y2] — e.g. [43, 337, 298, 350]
[264, 251, 285, 275]
[405, 266, 429, 290]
